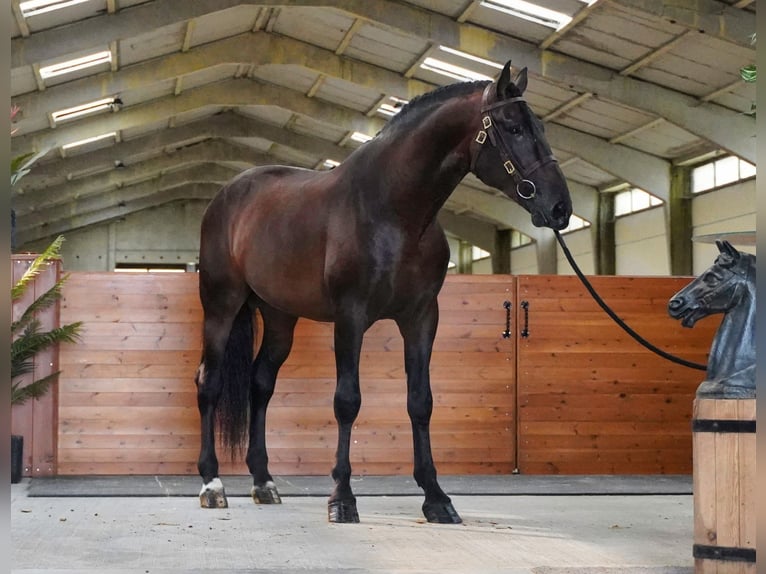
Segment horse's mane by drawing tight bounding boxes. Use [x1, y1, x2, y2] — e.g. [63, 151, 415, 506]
[377, 80, 490, 136]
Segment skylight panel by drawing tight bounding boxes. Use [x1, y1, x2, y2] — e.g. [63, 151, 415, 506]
[377, 96, 408, 117]
[420, 58, 493, 82]
[323, 159, 340, 169]
[51, 97, 117, 123]
[19, 0, 91, 17]
[480, 0, 573, 30]
[437, 46, 503, 70]
[350, 132, 373, 143]
[62, 132, 117, 150]
[39, 51, 112, 79]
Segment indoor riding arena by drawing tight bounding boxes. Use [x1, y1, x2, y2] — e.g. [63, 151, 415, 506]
[10, 1, 756, 573]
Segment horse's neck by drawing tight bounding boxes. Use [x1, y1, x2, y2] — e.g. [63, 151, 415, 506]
[706, 285, 756, 380]
[354, 93, 480, 229]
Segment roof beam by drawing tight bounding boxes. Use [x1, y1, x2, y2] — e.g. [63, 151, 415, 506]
[17, 112, 351, 191]
[14, 79, 668, 203]
[546, 123, 671, 201]
[11, 1, 754, 162]
[14, 142, 273, 216]
[609, 0, 755, 48]
[12, 32, 433, 126]
[11, 78, 388, 157]
[17, 164, 238, 233]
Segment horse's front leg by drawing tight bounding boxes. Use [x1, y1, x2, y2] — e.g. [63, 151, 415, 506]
[246, 306, 297, 505]
[328, 311, 366, 523]
[397, 297, 462, 524]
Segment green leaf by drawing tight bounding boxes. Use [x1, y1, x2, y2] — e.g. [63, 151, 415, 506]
[12, 372, 61, 406]
[12, 235, 65, 300]
[740, 64, 756, 83]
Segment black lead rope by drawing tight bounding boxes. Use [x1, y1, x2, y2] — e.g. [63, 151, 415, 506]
[554, 230, 707, 371]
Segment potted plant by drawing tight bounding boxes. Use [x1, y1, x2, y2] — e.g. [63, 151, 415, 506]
[11, 235, 82, 482]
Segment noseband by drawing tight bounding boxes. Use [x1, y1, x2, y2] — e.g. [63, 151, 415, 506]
[470, 84, 558, 200]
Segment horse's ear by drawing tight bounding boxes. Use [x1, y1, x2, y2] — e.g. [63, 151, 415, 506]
[496, 60, 513, 100]
[717, 240, 741, 261]
[514, 67, 528, 94]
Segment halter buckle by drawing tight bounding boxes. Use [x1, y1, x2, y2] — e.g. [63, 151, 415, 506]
[482, 116, 492, 129]
[504, 160, 516, 175]
[475, 130, 487, 144]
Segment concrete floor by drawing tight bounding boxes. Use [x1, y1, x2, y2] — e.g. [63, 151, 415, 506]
[12, 477, 695, 574]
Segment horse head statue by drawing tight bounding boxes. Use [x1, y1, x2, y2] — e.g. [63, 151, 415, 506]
[668, 240, 756, 398]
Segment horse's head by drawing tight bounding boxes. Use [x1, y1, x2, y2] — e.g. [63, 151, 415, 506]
[668, 240, 752, 327]
[470, 61, 572, 230]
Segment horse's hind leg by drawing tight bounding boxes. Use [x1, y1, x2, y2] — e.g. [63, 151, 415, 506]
[397, 297, 461, 524]
[196, 282, 251, 509]
[246, 304, 298, 504]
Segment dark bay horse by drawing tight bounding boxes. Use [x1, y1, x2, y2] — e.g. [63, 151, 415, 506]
[195, 61, 572, 524]
[668, 240, 755, 398]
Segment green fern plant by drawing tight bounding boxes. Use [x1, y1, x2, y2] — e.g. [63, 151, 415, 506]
[12, 235, 83, 406]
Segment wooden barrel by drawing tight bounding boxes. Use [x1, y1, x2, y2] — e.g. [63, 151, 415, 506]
[693, 398, 756, 573]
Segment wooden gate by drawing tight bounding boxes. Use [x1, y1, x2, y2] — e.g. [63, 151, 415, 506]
[515, 276, 718, 474]
[53, 272, 717, 476]
[57, 274, 515, 476]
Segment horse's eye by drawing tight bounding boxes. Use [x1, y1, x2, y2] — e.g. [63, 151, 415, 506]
[509, 124, 523, 136]
[703, 272, 719, 286]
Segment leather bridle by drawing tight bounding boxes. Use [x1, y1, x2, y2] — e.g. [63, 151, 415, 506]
[469, 83, 558, 200]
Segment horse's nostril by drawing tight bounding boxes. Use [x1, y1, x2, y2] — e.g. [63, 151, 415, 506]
[669, 298, 684, 310]
[552, 201, 569, 220]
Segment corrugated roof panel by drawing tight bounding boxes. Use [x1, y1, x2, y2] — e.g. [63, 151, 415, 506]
[711, 82, 756, 115]
[633, 35, 756, 98]
[290, 114, 347, 144]
[173, 107, 225, 129]
[467, 5, 560, 44]
[622, 122, 712, 160]
[11, 66, 37, 98]
[120, 117, 174, 141]
[188, 6, 258, 48]
[556, 97, 656, 141]
[179, 65, 239, 92]
[118, 23, 185, 67]
[272, 7, 353, 52]
[401, 0, 467, 19]
[314, 77, 382, 113]
[554, 3, 684, 70]
[236, 106, 294, 127]
[251, 64, 319, 94]
[119, 78, 175, 107]
[344, 22, 428, 72]
[526, 76, 581, 117]
[562, 159, 616, 188]
[23, 0, 104, 34]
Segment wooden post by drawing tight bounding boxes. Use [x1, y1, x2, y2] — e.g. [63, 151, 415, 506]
[692, 398, 756, 572]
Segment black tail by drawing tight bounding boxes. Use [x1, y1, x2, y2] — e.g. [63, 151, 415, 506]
[216, 303, 255, 456]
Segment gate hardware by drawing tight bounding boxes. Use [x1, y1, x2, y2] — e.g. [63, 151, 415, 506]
[502, 300, 511, 339]
[520, 300, 529, 338]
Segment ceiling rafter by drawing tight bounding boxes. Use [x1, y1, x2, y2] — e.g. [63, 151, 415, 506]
[11, 3, 754, 161]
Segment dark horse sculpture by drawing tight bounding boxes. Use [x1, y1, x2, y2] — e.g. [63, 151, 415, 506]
[668, 240, 756, 399]
[195, 62, 572, 524]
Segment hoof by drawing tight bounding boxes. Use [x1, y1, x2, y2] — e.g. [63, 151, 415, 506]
[199, 479, 228, 509]
[251, 481, 282, 504]
[328, 499, 360, 523]
[423, 500, 462, 524]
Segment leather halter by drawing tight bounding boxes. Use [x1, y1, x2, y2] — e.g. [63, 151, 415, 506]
[469, 83, 558, 200]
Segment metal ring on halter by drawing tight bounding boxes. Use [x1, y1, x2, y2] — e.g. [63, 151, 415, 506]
[517, 179, 536, 200]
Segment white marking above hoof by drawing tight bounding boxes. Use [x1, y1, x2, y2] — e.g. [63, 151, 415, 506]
[200, 477, 224, 496]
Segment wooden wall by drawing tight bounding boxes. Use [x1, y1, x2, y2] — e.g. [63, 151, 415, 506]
[56, 272, 718, 477]
[58, 274, 516, 476]
[516, 276, 719, 474]
[11, 255, 61, 477]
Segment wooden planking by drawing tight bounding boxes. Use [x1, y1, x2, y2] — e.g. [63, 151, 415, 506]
[693, 399, 756, 574]
[11, 255, 62, 477]
[58, 273, 516, 476]
[516, 275, 719, 475]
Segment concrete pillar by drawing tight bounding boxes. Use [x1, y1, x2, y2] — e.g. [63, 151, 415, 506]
[492, 229, 512, 274]
[596, 193, 615, 275]
[457, 240, 473, 274]
[668, 165, 693, 276]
